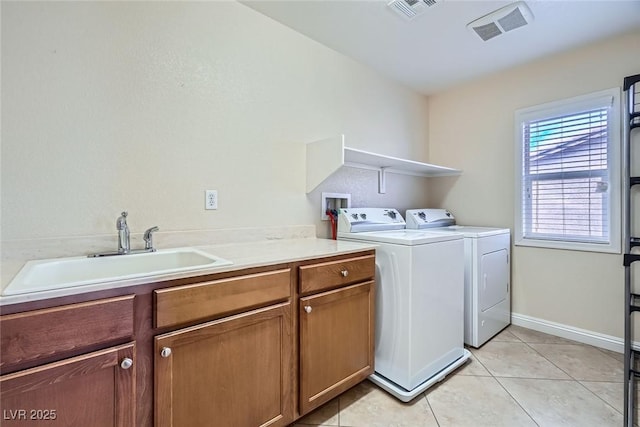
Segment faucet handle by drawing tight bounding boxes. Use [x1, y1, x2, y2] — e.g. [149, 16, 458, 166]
[143, 226, 159, 251]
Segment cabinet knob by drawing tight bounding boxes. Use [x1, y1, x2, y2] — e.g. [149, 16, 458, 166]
[304, 306, 312, 314]
[120, 358, 133, 370]
[160, 347, 172, 358]
[340, 270, 349, 277]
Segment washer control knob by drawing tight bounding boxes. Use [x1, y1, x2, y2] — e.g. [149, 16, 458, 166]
[388, 211, 396, 219]
[351, 213, 358, 220]
[418, 212, 426, 220]
[360, 213, 367, 220]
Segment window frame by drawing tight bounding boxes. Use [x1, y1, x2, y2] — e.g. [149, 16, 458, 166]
[514, 88, 621, 253]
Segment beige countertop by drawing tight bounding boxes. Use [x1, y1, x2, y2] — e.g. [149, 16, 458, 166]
[0, 237, 376, 306]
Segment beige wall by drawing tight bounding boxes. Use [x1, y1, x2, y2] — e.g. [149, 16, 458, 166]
[1, 1, 431, 242]
[428, 30, 640, 338]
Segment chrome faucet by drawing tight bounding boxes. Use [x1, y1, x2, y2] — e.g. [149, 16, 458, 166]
[117, 211, 131, 254]
[88, 212, 159, 257]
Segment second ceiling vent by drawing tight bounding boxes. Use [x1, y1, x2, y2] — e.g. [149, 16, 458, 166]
[467, 1, 534, 41]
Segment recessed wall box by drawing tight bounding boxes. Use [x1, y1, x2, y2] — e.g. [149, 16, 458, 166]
[321, 193, 351, 221]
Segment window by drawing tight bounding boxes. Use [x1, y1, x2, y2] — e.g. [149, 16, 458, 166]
[515, 88, 621, 253]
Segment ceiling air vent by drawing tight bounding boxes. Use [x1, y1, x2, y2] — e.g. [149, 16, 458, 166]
[467, 1, 534, 41]
[388, 0, 442, 21]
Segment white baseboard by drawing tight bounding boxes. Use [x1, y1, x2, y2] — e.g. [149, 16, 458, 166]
[511, 312, 637, 354]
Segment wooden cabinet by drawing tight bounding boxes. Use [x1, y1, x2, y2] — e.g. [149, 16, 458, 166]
[0, 295, 136, 427]
[298, 257, 375, 415]
[153, 254, 375, 425]
[154, 270, 293, 427]
[0, 342, 136, 427]
[0, 249, 375, 427]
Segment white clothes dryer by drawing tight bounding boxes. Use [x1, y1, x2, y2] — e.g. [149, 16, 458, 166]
[406, 209, 511, 348]
[338, 208, 470, 401]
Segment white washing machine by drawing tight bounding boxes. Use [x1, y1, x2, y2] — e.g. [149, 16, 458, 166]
[337, 208, 470, 401]
[406, 209, 511, 348]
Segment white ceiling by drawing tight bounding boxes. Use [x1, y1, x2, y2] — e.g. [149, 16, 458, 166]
[241, 0, 640, 95]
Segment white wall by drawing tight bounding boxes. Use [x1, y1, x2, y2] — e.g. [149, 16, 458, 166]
[428, 30, 640, 339]
[1, 1, 431, 243]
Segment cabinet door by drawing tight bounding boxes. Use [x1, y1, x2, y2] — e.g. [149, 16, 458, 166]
[0, 342, 135, 427]
[155, 302, 292, 427]
[299, 281, 374, 415]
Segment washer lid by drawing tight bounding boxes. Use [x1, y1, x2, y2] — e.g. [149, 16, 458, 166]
[338, 229, 463, 245]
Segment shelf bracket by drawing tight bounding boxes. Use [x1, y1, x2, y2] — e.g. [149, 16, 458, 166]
[378, 168, 387, 194]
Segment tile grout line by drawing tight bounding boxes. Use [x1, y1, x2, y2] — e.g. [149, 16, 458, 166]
[594, 346, 627, 364]
[488, 334, 542, 427]
[423, 390, 441, 427]
[492, 375, 541, 427]
[521, 340, 578, 380]
[574, 378, 627, 418]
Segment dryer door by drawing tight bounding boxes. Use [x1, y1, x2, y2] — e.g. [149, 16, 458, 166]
[479, 248, 509, 312]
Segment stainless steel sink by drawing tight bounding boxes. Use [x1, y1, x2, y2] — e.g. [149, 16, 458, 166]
[3, 248, 233, 296]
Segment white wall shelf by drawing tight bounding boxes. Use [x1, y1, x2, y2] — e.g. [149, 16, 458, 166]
[306, 134, 461, 194]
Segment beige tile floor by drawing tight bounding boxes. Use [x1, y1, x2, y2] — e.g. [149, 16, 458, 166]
[292, 325, 633, 427]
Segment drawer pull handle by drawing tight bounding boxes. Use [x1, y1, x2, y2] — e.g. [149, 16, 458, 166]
[340, 270, 349, 277]
[160, 347, 172, 358]
[120, 358, 133, 370]
[304, 306, 312, 314]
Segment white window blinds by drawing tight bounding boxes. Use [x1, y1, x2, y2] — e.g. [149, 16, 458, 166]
[515, 89, 621, 253]
[523, 107, 609, 242]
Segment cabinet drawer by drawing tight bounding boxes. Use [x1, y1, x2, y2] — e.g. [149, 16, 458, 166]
[299, 255, 375, 294]
[154, 269, 291, 328]
[0, 295, 135, 371]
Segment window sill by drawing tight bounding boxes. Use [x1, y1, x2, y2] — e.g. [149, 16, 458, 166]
[514, 238, 621, 254]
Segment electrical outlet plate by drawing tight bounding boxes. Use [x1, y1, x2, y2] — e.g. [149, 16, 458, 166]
[205, 190, 218, 210]
[321, 192, 351, 220]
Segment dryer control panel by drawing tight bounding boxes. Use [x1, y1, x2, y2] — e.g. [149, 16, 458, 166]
[405, 208, 456, 229]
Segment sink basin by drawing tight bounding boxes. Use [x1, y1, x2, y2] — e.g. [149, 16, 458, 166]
[3, 248, 233, 296]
